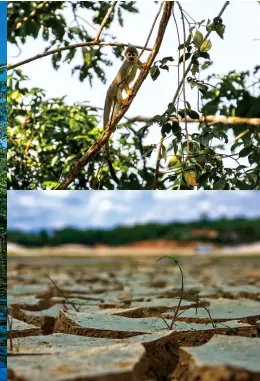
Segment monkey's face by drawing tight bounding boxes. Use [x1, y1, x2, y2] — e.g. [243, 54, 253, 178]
[125, 46, 138, 62]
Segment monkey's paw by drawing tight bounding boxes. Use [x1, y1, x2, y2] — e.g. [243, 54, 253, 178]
[142, 62, 148, 69]
[121, 98, 130, 105]
[125, 87, 134, 96]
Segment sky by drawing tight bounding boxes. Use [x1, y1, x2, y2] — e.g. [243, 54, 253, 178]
[7, 190, 260, 231]
[7, 1, 260, 169]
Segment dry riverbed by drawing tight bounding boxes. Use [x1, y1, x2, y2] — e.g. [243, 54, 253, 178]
[7, 255, 260, 381]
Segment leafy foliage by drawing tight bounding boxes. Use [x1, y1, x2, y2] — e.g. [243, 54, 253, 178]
[8, 70, 155, 189]
[7, 2, 260, 189]
[8, 1, 138, 84]
[198, 67, 260, 190]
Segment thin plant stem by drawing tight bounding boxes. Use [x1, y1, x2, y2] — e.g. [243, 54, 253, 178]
[156, 255, 184, 330]
[45, 274, 80, 312]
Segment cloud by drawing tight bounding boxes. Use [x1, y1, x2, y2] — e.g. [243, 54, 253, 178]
[7, 190, 260, 232]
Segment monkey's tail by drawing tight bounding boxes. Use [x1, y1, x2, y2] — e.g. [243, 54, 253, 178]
[105, 143, 120, 185]
[103, 96, 111, 128]
[103, 91, 119, 184]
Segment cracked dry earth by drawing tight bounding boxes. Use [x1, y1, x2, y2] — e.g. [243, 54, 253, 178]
[7, 255, 260, 381]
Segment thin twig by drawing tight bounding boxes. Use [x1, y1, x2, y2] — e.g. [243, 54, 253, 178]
[94, 2, 117, 42]
[231, 129, 249, 142]
[15, 1, 48, 31]
[178, 2, 190, 165]
[171, 6, 181, 112]
[55, 2, 173, 190]
[153, 137, 164, 189]
[139, 2, 164, 59]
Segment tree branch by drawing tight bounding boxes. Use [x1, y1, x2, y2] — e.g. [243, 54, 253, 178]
[55, 2, 173, 190]
[7, 41, 152, 71]
[94, 1, 117, 42]
[127, 115, 260, 126]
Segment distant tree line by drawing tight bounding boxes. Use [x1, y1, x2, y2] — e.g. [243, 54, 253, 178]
[8, 217, 260, 247]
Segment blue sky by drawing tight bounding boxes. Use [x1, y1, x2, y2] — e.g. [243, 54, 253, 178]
[7, 191, 260, 232]
[0, 2, 6, 69]
[7, 2, 260, 170]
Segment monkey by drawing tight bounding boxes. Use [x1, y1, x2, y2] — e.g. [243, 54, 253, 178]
[104, 45, 144, 126]
[103, 45, 145, 184]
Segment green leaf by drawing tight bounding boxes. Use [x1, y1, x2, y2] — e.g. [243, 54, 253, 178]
[162, 123, 172, 137]
[191, 64, 199, 76]
[51, 156, 59, 167]
[172, 139, 178, 155]
[215, 24, 225, 39]
[178, 33, 192, 50]
[213, 178, 226, 190]
[142, 145, 156, 158]
[179, 53, 192, 63]
[150, 66, 160, 81]
[193, 30, 204, 48]
[201, 133, 211, 147]
[231, 142, 243, 152]
[202, 99, 219, 115]
[188, 110, 200, 119]
[161, 56, 174, 65]
[42, 181, 59, 189]
[137, 125, 150, 137]
[198, 52, 210, 59]
[200, 39, 212, 52]
[161, 144, 167, 162]
[153, 115, 165, 123]
[239, 146, 252, 158]
[185, 101, 191, 111]
[167, 102, 176, 115]
[236, 165, 247, 171]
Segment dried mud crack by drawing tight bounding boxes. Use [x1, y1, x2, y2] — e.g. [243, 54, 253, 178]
[7, 256, 260, 380]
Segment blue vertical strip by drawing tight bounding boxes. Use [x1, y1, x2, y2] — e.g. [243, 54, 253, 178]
[0, 1, 7, 381]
